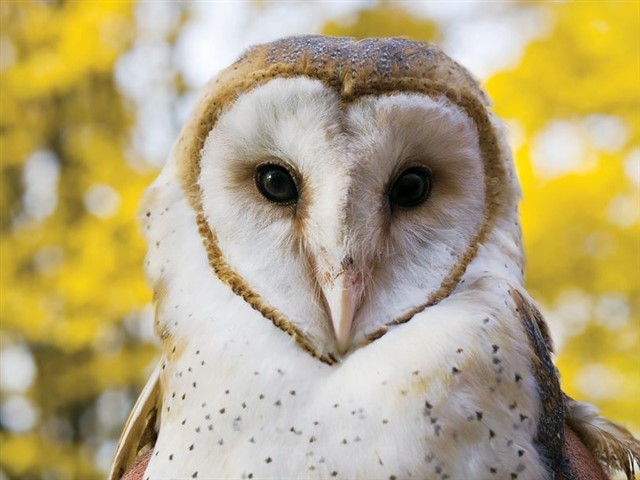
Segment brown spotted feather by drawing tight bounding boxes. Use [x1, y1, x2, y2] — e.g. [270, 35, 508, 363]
[565, 395, 640, 480]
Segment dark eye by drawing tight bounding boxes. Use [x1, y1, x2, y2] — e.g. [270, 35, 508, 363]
[389, 167, 432, 208]
[255, 164, 298, 204]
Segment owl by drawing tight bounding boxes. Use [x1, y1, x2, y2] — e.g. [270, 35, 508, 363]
[110, 36, 639, 480]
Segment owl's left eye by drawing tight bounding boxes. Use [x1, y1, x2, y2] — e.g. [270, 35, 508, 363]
[389, 166, 432, 208]
[255, 164, 299, 204]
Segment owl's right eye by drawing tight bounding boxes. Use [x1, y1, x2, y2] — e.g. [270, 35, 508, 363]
[255, 164, 299, 204]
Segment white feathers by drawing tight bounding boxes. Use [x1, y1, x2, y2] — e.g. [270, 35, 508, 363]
[344, 93, 487, 341]
[200, 77, 345, 351]
[198, 77, 493, 351]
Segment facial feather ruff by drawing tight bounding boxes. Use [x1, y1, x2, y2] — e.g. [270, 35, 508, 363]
[176, 35, 522, 360]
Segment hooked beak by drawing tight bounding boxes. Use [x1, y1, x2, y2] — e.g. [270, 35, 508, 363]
[322, 271, 363, 354]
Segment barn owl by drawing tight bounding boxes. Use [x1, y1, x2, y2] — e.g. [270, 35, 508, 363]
[110, 36, 639, 480]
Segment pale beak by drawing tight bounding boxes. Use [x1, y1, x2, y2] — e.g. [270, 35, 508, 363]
[322, 272, 363, 354]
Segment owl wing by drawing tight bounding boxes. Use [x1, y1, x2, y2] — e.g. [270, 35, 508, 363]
[510, 289, 640, 480]
[109, 362, 161, 480]
[564, 396, 640, 480]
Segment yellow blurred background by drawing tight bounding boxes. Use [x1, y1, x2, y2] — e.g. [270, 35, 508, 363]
[1, 1, 638, 478]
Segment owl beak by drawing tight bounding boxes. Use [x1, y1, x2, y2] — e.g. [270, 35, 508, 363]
[323, 272, 363, 354]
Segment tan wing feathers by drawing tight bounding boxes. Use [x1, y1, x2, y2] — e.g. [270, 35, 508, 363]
[510, 289, 640, 479]
[565, 395, 640, 480]
[109, 362, 161, 480]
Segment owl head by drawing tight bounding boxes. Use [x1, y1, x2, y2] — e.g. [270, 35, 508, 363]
[142, 36, 524, 362]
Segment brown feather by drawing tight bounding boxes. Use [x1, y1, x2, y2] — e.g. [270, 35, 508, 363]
[109, 363, 161, 480]
[565, 395, 640, 480]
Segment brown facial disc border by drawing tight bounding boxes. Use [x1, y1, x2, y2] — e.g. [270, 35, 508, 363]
[179, 66, 507, 365]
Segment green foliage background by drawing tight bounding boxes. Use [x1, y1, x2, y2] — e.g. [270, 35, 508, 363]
[1, 1, 638, 478]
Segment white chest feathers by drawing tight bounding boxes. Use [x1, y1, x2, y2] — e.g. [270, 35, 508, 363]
[145, 280, 551, 480]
